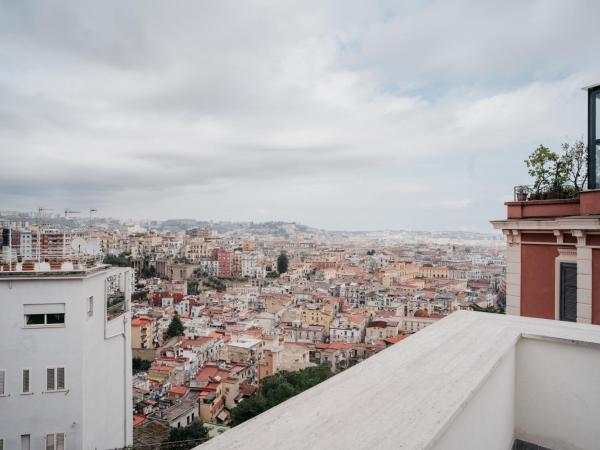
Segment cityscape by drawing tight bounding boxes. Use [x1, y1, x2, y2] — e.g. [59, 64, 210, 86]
[1, 2, 600, 450]
[0, 211, 506, 448]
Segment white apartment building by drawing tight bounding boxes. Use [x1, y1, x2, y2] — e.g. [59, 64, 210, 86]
[0, 263, 133, 450]
[18, 230, 36, 260]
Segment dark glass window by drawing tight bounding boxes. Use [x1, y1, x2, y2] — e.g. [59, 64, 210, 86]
[25, 312, 65, 326]
[46, 313, 65, 324]
[25, 314, 45, 325]
[596, 92, 600, 134]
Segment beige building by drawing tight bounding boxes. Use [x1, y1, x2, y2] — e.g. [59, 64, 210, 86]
[131, 317, 161, 350]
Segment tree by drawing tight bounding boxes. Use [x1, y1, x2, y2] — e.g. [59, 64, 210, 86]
[229, 365, 332, 426]
[470, 303, 505, 314]
[166, 314, 185, 338]
[165, 421, 209, 449]
[132, 357, 152, 374]
[561, 140, 588, 192]
[187, 279, 199, 295]
[277, 251, 289, 274]
[525, 145, 568, 193]
[131, 289, 148, 302]
[266, 271, 280, 278]
[140, 265, 156, 278]
[103, 253, 131, 267]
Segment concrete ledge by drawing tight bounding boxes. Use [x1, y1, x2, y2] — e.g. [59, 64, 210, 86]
[196, 312, 600, 450]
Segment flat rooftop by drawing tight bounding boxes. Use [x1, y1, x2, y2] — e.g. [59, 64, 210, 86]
[0, 263, 117, 279]
[196, 311, 600, 450]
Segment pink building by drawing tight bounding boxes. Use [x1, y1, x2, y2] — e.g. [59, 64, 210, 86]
[213, 248, 232, 277]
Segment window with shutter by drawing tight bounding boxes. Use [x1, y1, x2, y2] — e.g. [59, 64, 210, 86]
[0, 370, 5, 395]
[56, 433, 64, 450]
[21, 435, 30, 450]
[22, 369, 30, 394]
[45, 434, 54, 450]
[560, 263, 578, 322]
[44, 433, 64, 450]
[57, 368, 65, 390]
[47, 368, 55, 391]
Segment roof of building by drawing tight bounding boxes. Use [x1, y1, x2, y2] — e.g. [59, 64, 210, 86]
[133, 414, 146, 428]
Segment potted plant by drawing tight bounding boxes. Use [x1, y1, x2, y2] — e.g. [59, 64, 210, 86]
[515, 186, 528, 202]
[22, 260, 35, 271]
[49, 260, 62, 270]
[524, 141, 589, 201]
[0, 260, 10, 271]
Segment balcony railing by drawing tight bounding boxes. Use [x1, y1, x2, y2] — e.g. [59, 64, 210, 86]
[513, 185, 580, 202]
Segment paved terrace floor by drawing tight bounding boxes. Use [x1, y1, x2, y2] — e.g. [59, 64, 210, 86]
[196, 311, 600, 450]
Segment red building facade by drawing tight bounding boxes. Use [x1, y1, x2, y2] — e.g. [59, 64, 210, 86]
[493, 83, 600, 325]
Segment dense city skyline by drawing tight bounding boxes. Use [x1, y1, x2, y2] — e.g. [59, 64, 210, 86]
[1, 0, 599, 230]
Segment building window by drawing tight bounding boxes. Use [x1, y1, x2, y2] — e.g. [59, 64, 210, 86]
[45, 433, 65, 450]
[20, 435, 30, 450]
[106, 272, 128, 321]
[588, 84, 600, 188]
[559, 262, 578, 322]
[46, 367, 65, 391]
[87, 296, 94, 316]
[0, 438, 3, 450]
[24, 304, 66, 328]
[25, 313, 65, 326]
[22, 369, 30, 394]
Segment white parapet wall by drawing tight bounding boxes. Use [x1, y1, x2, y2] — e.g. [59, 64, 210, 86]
[195, 311, 600, 450]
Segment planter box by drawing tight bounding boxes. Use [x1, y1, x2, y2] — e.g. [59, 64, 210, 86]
[22, 265, 34, 271]
[505, 190, 600, 219]
[50, 263, 62, 270]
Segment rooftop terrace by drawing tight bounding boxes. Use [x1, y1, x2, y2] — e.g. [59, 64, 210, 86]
[0, 261, 110, 278]
[196, 311, 600, 450]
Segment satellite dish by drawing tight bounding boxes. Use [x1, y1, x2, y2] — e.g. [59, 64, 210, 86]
[71, 237, 101, 256]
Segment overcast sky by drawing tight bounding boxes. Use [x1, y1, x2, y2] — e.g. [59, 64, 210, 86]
[1, 0, 599, 231]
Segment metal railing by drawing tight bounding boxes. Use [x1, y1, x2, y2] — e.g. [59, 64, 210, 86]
[512, 185, 580, 202]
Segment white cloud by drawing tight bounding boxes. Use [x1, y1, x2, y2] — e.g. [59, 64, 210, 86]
[0, 0, 598, 230]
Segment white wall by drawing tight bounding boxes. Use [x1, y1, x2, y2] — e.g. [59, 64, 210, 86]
[0, 276, 86, 450]
[515, 337, 600, 450]
[0, 268, 132, 450]
[82, 268, 133, 449]
[431, 347, 515, 450]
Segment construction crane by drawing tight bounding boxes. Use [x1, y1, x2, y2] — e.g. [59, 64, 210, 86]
[36, 207, 53, 226]
[64, 209, 80, 218]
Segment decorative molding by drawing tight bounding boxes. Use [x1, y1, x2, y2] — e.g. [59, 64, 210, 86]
[554, 230, 564, 244]
[558, 247, 577, 258]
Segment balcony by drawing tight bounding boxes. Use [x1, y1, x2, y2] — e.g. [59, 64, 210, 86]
[195, 311, 600, 450]
[506, 187, 600, 220]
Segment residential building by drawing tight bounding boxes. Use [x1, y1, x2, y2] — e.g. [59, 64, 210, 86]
[492, 84, 600, 324]
[0, 262, 133, 449]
